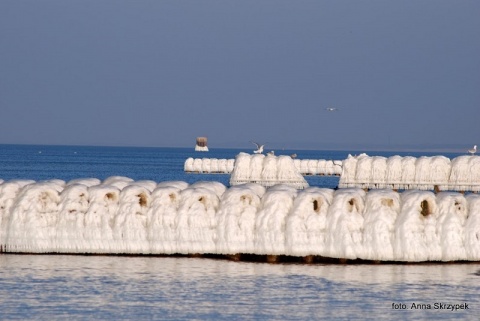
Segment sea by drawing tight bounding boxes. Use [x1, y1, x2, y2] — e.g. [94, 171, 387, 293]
[0, 144, 479, 320]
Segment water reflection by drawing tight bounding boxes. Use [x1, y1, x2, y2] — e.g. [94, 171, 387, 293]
[0, 255, 479, 320]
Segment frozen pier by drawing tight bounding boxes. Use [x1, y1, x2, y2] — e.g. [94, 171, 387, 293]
[340, 154, 480, 192]
[184, 156, 343, 176]
[186, 154, 480, 192]
[1, 178, 479, 262]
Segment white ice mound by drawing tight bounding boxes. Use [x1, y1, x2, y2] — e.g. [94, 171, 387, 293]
[1, 177, 479, 262]
[285, 187, 334, 256]
[216, 183, 266, 255]
[362, 189, 400, 261]
[185, 157, 342, 175]
[184, 157, 234, 173]
[338, 154, 480, 192]
[230, 153, 308, 189]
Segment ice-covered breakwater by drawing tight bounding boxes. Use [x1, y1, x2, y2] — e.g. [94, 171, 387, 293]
[1, 177, 479, 262]
[294, 158, 343, 176]
[184, 157, 343, 176]
[340, 154, 480, 192]
[229, 153, 309, 189]
[186, 153, 480, 192]
[184, 158, 235, 174]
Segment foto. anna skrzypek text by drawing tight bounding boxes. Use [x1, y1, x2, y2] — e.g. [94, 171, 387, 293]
[392, 302, 469, 311]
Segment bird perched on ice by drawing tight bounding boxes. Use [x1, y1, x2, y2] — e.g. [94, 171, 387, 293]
[325, 107, 338, 112]
[468, 145, 477, 155]
[251, 141, 266, 154]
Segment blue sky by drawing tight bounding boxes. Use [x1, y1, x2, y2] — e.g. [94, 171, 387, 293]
[1, 1, 479, 152]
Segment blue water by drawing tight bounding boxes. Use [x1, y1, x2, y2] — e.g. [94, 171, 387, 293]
[0, 255, 479, 320]
[0, 144, 462, 187]
[0, 144, 477, 320]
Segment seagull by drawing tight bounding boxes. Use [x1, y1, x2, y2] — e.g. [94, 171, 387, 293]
[251, 141, 266, 154]
[267, 150, 275, 156]
[468, 145, 477, 155]
[325, 107, 338, 112]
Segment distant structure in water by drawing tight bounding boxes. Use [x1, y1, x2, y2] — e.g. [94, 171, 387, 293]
[195, 137, 209, 152]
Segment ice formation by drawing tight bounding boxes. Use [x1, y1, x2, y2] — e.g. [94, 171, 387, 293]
[216, 184, 266, 254]
[187, 154, 480, 192]
[285, 187, 334, 256]
[184, 157, 343, 176]
[184, 158, 235, 173]
[362, 189, 400, 261]
[229, 153, 309, 189]
[339, 154, 480, 192]
[393, 191, 440, 261]
[0, 178, 479, 262]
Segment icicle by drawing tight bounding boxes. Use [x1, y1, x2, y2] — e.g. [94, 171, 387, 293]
[394, 191, 439, 261]
[84, 185, 120, 253]
[386, 156, 402, 190]
[431, 156, 451, 191]
[293, 159, 301, 172]
[325, 188, 366, 259]
[261, 155, 278, 183]
[285, 187, 334, 256]
[218, 159, 228, 173]
[371, 156, 387, 189]
[192, 158, 203, 173]
[216, 184, 265, 255]
[147, 185, 185, 254]
[113, 185, 151, 254]
[201, 158, 211, 173]
[255, 185, 297, 255]
[468, 156, 480, 192]
[436, 192, 467, 261]
[230, 153, 251, 183]
[176, 186, 220, 254]
[7, 182, 61, 253]
[362, 189, 400, 261]
[449, 156, 471, 192]
[400, 157, 416, 190]
[227, 159, 235, 173]
[333, 160, 343, 175]
[0, 180, 35, 249]
[297, 159, 307, 175]
[325, 160, 335, 176]
[249, 154, 265, 182]
[307, 159, 318, 175]
[338, 154, 358, 188]
[317, 160, 327, 176]
[355, 155, 372, 189]
[465, 194, 480, 260]
[414, 157, 433, 190]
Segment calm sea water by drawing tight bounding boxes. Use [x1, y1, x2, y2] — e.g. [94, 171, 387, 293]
[0, 144, 461, 187]
[0, 144, 478, 320]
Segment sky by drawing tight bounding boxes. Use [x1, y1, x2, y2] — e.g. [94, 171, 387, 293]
[1, 1, 479, 152]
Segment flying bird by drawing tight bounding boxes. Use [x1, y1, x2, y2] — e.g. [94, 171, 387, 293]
[325, 107, 338, 112]
[251, 141, 265, 154]
[468, 145, 477, 155]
